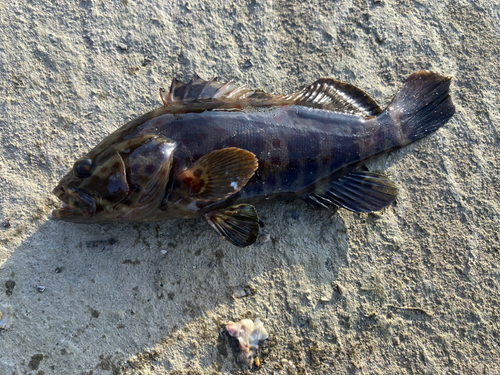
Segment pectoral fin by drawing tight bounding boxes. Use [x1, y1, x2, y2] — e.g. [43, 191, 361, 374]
[178, 148, 258, 201]
[308, 171, 399, 213]
[204, 204, 259, 247]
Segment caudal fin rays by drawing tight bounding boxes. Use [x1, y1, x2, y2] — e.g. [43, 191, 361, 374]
[383, 70, 455, 144]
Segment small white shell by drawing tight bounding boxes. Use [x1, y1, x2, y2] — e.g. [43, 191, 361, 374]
[226, 318, 269, 368]
[232, 286, 253, 299]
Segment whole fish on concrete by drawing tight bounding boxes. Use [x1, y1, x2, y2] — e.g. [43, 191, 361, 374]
[52, 71, 455, 247]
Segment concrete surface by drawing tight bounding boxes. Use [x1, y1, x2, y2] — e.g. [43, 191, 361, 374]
[1, 0, 499, 374]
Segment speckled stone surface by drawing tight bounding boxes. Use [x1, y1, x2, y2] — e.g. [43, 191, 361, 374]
[1, 1, 499, 373]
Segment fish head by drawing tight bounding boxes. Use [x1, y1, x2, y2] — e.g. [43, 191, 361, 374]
[52, 133, 177, 222]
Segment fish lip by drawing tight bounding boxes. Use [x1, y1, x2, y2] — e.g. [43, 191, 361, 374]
[52, 185, 69, 205]
[52, 186, 96, 218]
[52, 185, 73, 220]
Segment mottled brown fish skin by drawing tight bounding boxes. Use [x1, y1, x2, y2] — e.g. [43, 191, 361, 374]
[52, 71, 455, 232]
[139, 107, 388, 203]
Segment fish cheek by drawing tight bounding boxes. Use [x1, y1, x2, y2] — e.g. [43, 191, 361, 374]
[99, 171, 129, 206]
[116, 136, 177, 219]
[80, 151, 129, 209]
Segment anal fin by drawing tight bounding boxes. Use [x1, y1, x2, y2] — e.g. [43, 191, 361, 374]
[308, 171, 399, 213]
[204, 204, 259, 247]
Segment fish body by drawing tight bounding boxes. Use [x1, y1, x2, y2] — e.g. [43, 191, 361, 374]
[53, 71, 455, 246]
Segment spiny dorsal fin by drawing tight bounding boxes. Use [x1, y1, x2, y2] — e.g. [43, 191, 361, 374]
[161, 75, 220, 105]
[160, 74, 381, 118]
[161, 74, 260, 106]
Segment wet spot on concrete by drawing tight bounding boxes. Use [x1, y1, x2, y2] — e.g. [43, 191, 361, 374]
[5, 280, 15, 296]
[29, 354, 43, 370]
[97, 353, 122, 375]
[86, 238, 117, 251]
[215, 249, 224, 260]
[122, 259, 141, 266]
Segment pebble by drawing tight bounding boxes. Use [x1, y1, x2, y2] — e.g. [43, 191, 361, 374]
[259, 233, 271, 244]
[0, 305, 10, 330]
[2, 218, 11, 228]
[232, 286, 252, 299]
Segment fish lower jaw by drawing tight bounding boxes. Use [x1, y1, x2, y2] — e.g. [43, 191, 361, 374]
[52, 188, 78, 220]
[52, 185, 97, 218]
[51, 205, 78, 220]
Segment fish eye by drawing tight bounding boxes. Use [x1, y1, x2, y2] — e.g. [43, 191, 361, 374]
[74, 158, 93, 178]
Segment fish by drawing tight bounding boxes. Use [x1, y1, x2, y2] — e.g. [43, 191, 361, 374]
[52, 71, 455, 247]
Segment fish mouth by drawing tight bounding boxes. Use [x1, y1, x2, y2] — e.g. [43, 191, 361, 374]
[52, 186, 96, 219]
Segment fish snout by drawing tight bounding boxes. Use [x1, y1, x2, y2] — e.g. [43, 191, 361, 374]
[53, 187, 97, 218]
[52, 185, 68, 204]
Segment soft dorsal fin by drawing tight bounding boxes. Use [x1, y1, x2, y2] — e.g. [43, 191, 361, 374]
[275, 78, 382, 118]
[160, 74, 381, 118]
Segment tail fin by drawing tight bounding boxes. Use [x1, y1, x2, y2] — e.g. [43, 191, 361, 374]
[384, 71, 455, 144]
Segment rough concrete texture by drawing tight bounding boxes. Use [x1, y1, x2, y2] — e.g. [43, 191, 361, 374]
[1, 0, 499, 374]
